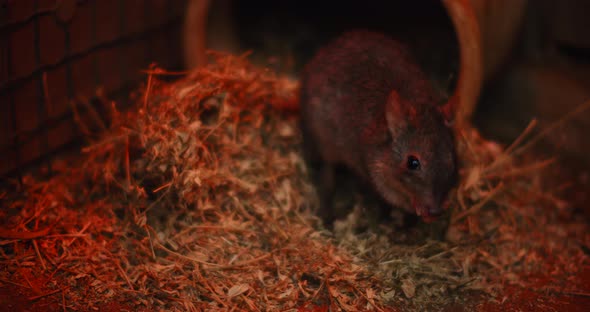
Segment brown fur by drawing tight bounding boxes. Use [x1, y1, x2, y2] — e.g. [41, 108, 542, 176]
[299, 31, 458, 224]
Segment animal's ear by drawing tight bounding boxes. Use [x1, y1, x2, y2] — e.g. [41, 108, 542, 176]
[386, 90, 416, 134]
[438, 97, 456, 127]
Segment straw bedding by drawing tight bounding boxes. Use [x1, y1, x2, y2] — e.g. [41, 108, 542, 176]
[1, 53, 588, 311]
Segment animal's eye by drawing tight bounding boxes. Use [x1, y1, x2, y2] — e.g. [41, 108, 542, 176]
[407, 155, 421, 170]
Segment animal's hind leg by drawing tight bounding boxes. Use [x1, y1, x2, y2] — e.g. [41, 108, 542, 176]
[300, 118, 323, 174]
[316, 164, 336, 227]
[300, 120, 335, 227]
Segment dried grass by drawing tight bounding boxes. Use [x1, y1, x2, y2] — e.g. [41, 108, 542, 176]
[1, 52, 588, 311]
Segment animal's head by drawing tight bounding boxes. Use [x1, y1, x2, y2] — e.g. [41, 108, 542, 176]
[367, 90, 458, 221]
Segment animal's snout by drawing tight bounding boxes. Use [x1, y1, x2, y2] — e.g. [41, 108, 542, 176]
[427, 205, 444, 217]
[417, 203, 443, 223]
[414, 202, 440, 218]
[413, 196, 447, 221]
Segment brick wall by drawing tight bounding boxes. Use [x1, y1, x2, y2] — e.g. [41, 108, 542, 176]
[0, 0, 187, 177]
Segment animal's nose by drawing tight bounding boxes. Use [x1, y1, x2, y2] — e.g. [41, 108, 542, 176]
[413, 196, 446, 218]
[428, 205, 444, 217]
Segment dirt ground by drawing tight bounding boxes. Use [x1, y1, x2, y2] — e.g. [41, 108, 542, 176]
[2, 273, 589, 312]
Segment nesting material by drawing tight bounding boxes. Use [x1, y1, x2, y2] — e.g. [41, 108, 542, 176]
[1, 53, 588, 311]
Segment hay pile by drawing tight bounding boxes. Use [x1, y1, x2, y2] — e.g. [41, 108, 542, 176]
[1, 53, 588, 311]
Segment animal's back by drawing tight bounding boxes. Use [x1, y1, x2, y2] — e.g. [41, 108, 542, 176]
[299, 30, 438, 174]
